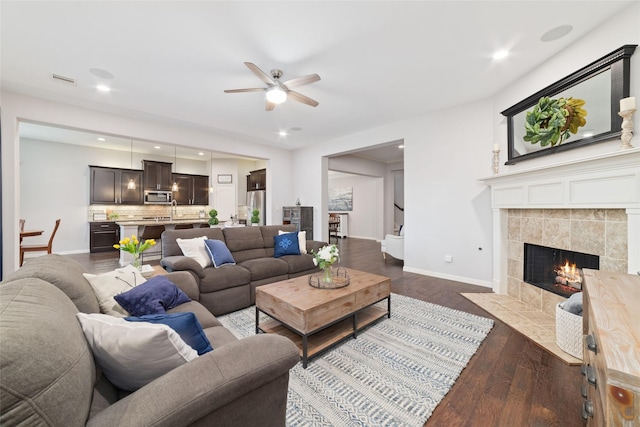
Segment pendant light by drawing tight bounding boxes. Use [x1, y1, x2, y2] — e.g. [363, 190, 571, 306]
[171, 146, 178, 191]
[127, 140, 136, 190]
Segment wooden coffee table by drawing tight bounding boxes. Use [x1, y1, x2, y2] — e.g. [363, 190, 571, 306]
[255, 269, 391, 368]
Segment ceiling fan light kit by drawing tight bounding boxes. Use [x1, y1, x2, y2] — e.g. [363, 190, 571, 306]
[224, 62, 320, 111]
[266, 86, 287, 104]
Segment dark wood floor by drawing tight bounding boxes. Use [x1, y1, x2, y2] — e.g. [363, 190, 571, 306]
[66, 237, 585, 427]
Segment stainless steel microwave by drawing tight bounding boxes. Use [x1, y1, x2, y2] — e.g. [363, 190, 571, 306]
[144, 190, 173, 204]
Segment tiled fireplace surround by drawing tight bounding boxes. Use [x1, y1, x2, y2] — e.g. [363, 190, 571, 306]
[506, 208, 628, 316]
[470, 148, 640, 363]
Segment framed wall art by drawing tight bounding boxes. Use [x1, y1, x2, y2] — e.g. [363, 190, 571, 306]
[501, 44, 636, 165]
[328, 187, 353, 211]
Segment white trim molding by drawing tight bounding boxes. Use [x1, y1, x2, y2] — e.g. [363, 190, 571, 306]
[480, 148, 640, 293]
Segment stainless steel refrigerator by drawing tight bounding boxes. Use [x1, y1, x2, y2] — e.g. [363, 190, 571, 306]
[246, 190, 266, 225]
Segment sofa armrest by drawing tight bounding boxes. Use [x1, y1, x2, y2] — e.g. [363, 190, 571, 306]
[306, 240, 328, 253]
[161, 256, 205, 278]
[87, 334, 299, 427]
[164, 271, 200, 301]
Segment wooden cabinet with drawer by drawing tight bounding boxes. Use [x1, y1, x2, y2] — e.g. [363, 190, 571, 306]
[581, 269, 640, 426]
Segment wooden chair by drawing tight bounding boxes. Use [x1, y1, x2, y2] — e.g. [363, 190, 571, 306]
[19, 219, 25, 243]
[20, 219, 61, 266]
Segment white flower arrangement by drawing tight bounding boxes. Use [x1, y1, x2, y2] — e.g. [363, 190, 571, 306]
[312, 244, 340, 270]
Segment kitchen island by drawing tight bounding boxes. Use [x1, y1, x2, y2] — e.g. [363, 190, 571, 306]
[115, 218, 209, 265]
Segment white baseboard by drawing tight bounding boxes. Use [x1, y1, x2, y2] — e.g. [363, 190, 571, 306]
[403, 266, 493, 289]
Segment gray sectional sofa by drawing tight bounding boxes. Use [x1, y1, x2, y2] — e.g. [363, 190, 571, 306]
[0, 254, 299, 427]
[161, 224, 326, 315]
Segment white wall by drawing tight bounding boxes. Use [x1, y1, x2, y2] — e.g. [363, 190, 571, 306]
[328, 174, 383, 240]
[1, 92, 294, 276]
[293, 4, 639, 288]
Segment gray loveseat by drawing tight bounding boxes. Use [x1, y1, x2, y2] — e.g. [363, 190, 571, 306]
[161, 224, 326, 315]
[0, 254, 299, 427]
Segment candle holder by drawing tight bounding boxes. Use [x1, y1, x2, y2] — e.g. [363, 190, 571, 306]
[492, 149, 500, 175]
[618, 108, 636, 149]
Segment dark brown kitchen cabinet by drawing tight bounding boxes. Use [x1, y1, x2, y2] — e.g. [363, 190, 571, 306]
[90, 166, 143, 205]
[172, 173, 209, 205]
[90, 222, 120, 253]
[247, 168, 266, 191]
[142, 160, 173, 191]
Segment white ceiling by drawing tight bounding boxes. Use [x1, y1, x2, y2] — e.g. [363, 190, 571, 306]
[1, 1, 634, 164]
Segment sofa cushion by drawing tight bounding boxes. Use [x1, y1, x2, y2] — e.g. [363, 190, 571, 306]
[204, 239, 236, 268]
[114, 275, 191, 316]
[176, 236, 211, 268]
[1, 279, 95, 426]
[274, 232, 300, 257]
[83, 264, 147, 317]
[125, 312, 213, 355]
[239, 258, 289, 282]
[262, 225, 297, 257]
[279, 253, 318, 275]
[76, 313, 198, 391]
[199, 264, 252, 293]
[2, 253, 100, 313]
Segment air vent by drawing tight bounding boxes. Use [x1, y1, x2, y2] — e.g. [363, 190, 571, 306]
[51, 73, 77, 86]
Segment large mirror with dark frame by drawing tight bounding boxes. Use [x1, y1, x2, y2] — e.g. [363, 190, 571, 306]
[502, 44, 636, 165]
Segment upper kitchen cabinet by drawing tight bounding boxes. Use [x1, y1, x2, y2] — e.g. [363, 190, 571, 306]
[172, 173, 209, 205]
[247, 168, 266, 191]
[90, 166, 143, 205]
[142, 160, 173, 191]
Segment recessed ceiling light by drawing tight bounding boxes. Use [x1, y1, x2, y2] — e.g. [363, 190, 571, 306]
[198, 152, 204, 156]
[541, 25, 573, 42]
[97, 137, 106, 141]
[492, 50, 509, 60]
[398, 144, 404, 149]
[89, 68, 114, 79]
[154, 145, 161, 149]
[279, 131, 288, 136]
[96, 84, 111, 92]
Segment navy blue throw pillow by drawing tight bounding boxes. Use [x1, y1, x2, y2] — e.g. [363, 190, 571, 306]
[125, 312, 213, 355]
[204, 239, 236, 268]
[114, 275, 191, 317]
[274, 232, 300, 257]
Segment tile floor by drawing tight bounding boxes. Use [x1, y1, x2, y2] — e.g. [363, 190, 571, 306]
[461, 292, 582, 365]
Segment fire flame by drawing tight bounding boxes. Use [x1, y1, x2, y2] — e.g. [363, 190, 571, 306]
[563, 261, 578, 276]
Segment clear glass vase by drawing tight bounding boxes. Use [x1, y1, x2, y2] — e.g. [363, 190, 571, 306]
[130, 252, 142, 270]
[322, 266, 333, 283]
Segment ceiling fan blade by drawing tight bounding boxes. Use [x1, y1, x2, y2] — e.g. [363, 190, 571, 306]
[282, 74, 320, 89]
[224, 88, 265, 93]
[288, 90, 319, 107]
[245, 62, 275, 85]
[266, 100, 277, 111]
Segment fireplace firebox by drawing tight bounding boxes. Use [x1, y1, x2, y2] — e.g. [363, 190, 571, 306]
[523, 243, 599, 298]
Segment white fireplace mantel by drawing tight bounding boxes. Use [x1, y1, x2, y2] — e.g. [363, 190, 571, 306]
[480, 148, 640, 294]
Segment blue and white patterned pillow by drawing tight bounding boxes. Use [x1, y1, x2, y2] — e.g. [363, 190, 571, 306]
[274, 232, 301, 257]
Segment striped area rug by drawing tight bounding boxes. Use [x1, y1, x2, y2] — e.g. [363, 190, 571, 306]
[218, 293, 494, 426]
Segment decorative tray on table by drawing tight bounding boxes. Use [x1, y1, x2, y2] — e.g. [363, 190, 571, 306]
[308, 267, 350, 289]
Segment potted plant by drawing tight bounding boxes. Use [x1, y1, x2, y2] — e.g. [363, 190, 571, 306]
[251, 209, 260, 226]
[208, 209, 220, 227]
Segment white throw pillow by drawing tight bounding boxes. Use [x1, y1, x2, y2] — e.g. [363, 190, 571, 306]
[176, 236, 211, 268]
[76, 313, 198, 391]
[279, 230, 307, 254]
[83, 264, 147, 317]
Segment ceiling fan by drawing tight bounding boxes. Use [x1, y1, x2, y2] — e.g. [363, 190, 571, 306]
[224, 62, 320, 111]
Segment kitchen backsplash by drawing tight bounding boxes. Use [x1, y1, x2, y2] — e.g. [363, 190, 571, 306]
[88, 205, 209, 221]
